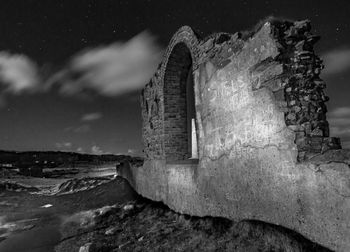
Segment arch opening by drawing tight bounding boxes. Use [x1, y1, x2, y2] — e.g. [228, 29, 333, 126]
[163, 43, 197, 162]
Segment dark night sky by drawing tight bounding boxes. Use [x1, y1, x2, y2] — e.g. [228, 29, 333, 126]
[0, 0, 349, 155]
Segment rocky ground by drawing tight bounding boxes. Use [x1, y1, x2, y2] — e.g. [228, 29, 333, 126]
[0, 175, 137, 252]
[56, 196, 331, 252]
[0, 168, 332, 252]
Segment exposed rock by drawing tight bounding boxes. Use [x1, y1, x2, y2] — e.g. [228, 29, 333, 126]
[78, 243, 94, 252]
[122, 204, 135, 211]
[56, 177, 112, 195]
[56, 197, 331, 252]
[0, 181, 39, 193]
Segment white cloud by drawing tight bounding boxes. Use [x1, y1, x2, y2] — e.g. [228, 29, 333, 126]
[127, 149, 135, 154]
[0, 52, 40, 94]
[322, 48, 350, 76]
[342, 140, 350, 149]
[64, 124, 91, 133]
[327, 117, 350, 127]
[127, 148, 141, 156]
[91, 145, 103, 155]
[56, 142, 72, 149]
[53, 31, 163, 96]
[328, 106, 350, 149]
[0, 95, 5, 107]
[76, 147, 84, 153]
[329, 126, 350, 136]
[81, 112, 102, 121]
[328, 107, 350, 118]
[74, 124, 91, 133]
[0, 31, 162, 102]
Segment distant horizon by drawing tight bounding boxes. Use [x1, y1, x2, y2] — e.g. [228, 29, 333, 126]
[0, 148, 143, 157]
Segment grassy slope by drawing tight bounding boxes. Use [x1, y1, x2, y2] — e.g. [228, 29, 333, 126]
[56, 192, 331, 252]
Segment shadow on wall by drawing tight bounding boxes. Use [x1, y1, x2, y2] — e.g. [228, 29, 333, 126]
[116, 161, 135, 186]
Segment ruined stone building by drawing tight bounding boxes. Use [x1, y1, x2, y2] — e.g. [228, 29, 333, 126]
[118, 19, 350, 251]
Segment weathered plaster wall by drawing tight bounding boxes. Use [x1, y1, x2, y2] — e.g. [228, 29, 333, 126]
[121, 19, 350, 251]
[197, 22, 295, 164]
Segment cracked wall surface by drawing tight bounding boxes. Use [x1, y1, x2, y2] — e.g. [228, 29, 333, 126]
[120, 19, 350, 252]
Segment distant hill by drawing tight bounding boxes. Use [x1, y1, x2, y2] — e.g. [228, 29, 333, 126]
[0, 150, 143, 169]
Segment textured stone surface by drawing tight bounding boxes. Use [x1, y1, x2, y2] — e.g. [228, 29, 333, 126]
[123, 19, 350, 251]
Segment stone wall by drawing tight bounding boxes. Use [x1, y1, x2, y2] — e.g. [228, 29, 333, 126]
[163, 43, 192, 161]
[272, 21, 341, 160]
[126, 19, 350, 251]
[141, 20, 341, 162]
[140, 77, 164, 159]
